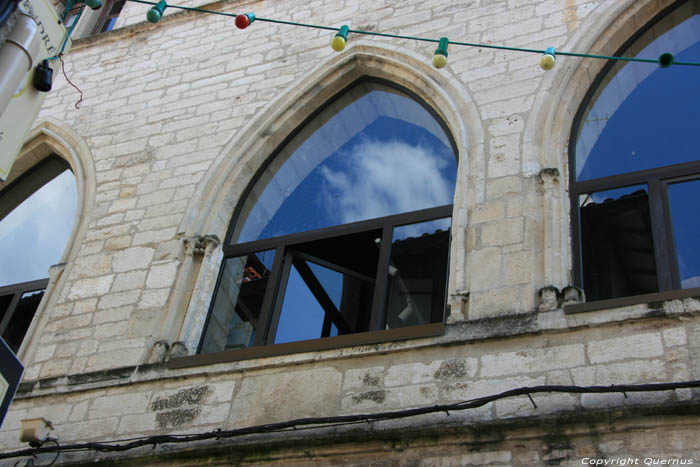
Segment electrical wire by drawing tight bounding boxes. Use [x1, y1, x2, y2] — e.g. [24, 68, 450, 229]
[0, 380, 698, 461]
[124, 0, 700, 67]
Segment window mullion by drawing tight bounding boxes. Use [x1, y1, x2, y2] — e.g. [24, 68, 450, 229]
[648, 179, 674, 291]
[0, 291, 21, 336]
[570, 187, 584, 289]
[368, 225, 393, 331]
[254, 246, 287, 346]
[658, 180, 681, 289]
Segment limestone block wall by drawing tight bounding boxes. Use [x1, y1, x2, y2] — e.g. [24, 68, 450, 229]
[1, 0, 698, 463]
[18, 0, 629, 379]
[1, 304, 699, 463]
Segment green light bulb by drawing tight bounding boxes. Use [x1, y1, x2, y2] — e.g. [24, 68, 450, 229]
[147, 0, 167, 23]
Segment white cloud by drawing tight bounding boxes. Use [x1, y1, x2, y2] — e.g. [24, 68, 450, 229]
[320, 139, 454, 225]
[681, 276, 700, 289]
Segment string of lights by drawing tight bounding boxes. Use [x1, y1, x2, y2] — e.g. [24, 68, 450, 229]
[1, 380, 699, 462]
[125, 0, 700, 70]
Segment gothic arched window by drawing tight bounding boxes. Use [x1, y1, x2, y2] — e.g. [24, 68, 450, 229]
[571, 1, 700, 302]
[199, 80, 457, 356]
[0, 156, 78, 352]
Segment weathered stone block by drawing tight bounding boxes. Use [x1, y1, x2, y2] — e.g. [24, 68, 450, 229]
[67, 275, 115, 300]
[587, 333, 664, 364]
[230, 368, 342, 427]
[481, 344, 585, 377]
[146, 260, 180, 289]
[98, 290, 141, 309]
[469, 247, 502, 291]
[112, 247, 155, 272]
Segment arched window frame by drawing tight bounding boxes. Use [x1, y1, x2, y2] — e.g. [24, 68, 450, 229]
[0, 156, 75, 353]
[569, 0, 700, 307]
[0, 120, 95, 364]
[195, 78, 459, 362]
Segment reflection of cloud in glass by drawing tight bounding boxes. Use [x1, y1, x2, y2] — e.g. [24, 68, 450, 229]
[682, 276, 700, 289]
[392, 217, 451, 242]
[0, 170, 77, 287]
[320, 139, 453, 225]
[234, 82, 457, 244]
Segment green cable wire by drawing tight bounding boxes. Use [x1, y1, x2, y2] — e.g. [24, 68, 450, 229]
[125, 0, 700, 67]
[49, 5, 84, 60]
[60, 0, 74, 22]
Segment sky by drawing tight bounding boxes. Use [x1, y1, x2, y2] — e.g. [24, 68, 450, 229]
[0, 170, 77, 288]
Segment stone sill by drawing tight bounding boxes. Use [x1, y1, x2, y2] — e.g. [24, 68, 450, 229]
[16, 294, 700, 399]
[564, 287, 700, 314]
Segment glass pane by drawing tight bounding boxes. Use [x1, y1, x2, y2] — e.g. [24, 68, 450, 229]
[233, 82, 457, 243]
[0, 169, 77, 287]
[386, 218, 451, 329]
[579, 185, 657, 301]
[199, 250, 275, 353]
[274, 264, 327, 344]
[2, 289, 44, 353]
[575, 10, 700, 181]
[274, 229, 380, 344]
[668, 179, 700, 289]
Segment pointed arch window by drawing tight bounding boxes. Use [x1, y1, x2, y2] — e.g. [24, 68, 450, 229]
[571, 1, 700, 303]
[198, 80, 457, 358]
[0, 156, 78, 352]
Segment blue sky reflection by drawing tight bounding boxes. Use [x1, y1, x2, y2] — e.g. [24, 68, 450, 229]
[234, 84, 457, 244]
[576, 15, 699, 181]
[0, 170, 77, 287]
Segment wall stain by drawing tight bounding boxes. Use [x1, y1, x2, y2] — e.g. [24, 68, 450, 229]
[352, 390, 387, 404]
[156, 408, 201, 429]
[362, 373, 381, 386]
[564, 0, 578, 31]
[434, 359, 468, 380]
[151, 385, 210, 411]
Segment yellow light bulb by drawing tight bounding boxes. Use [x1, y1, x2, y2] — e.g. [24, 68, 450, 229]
[331, 35, 346, 52]
[540, 53, 555, 70]
[432, 53, 447, 69]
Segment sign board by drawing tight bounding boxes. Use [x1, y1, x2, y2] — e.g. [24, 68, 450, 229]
[0, 337, 24, 429]
[0, 0, 69, 181]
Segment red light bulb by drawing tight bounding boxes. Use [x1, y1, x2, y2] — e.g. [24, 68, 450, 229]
[235, 13, 252, 29]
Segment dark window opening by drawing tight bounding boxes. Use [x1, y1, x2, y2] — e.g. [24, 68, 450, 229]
[579, 187, 658, 301]
[0, 280, 47, 354]
[386, 219, 450, 328]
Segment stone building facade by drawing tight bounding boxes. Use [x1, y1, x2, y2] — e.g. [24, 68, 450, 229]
[0, 0, 699, 464]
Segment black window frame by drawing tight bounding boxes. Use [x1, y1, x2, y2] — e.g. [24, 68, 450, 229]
[569, 0, 700, 307]
[91, 0, 125, 34]
[0, 279, 48, 354]
[171, 79, 457, 368]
